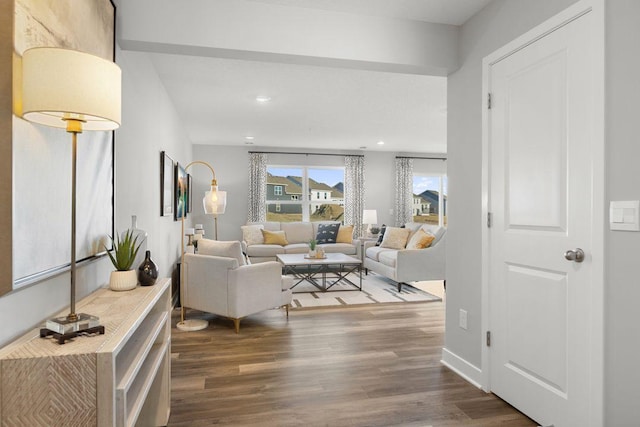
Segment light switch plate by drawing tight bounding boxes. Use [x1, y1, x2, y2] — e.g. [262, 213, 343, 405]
[610, 201, 640, 231]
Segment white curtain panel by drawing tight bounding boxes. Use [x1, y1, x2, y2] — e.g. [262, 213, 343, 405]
[247, 152, 267, 222]
[344, 155, 365, 237]
[395, 157, 413, 226]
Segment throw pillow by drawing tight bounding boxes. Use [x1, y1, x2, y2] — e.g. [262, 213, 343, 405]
[380, 227, 411, 250]
[336, 224, 354, 244]
[405, 228, 436, 250]
[261, 229, 288, 246]
[197, 239, 247, 266]
[375, 224, 387, 246]
[241, 224, 264, 246]
[316, 223, 340, 244]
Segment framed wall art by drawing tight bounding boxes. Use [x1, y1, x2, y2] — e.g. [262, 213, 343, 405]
[174, 162, 188, 221]
[160, 151, 174, 217]
[11, 0, 116, 290]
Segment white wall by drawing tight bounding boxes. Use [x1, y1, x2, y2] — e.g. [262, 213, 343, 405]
[445, 0, 578, 370]
[192, 145, 444, 236]
[0, 46, 190, 347]
[604, 1, 640, 423]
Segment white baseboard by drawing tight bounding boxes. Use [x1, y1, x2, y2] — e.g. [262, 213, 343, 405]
[441, 347, 483, 389]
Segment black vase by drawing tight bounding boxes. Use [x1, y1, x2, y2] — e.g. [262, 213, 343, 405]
[138, 250, 158, 286]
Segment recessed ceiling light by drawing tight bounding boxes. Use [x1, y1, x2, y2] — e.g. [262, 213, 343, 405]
[377, 141, 385, 145]
[255, 95, 271, 103]
[245, 136, 255, 140]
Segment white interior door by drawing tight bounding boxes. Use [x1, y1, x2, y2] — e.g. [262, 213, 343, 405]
[487, 7, 599, 427]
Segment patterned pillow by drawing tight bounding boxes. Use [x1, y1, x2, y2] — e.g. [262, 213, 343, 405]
[261, 229, 288, 246]
[336, 225, 354, 244]
[315, 223, 340, 244]
[375, 225, 387, 246]
[405, 229, 436, 250]
[380, 227, 411, 250]
[241, 224, 264, 246]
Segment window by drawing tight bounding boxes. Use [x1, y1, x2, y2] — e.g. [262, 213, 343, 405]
[266, 166, 345, 222]
[412, 175, 448, 226]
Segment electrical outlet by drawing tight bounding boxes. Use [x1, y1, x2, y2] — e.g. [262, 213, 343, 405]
[459, 309, 468, 330]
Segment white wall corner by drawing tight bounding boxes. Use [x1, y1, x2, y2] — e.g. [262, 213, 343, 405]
[441, 347, 483, 389]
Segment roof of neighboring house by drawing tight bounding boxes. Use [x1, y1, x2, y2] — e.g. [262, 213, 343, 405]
[285, 176, 344, 197]
[267, 175, 302, 194]
[413, 194, 431, 203]
[419, 190, 448, 202]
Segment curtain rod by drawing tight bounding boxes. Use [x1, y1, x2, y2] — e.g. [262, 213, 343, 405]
[248, 151, 364, 158]
[395, 156, 447, 160]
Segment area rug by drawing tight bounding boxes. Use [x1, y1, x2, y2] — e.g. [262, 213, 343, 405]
[289, 272, 442, 309]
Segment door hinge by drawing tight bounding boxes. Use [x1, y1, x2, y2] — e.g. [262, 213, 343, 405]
[486, 331, 491, 347]
[487, 212, 492, 228]
[487, 93, 492, 109]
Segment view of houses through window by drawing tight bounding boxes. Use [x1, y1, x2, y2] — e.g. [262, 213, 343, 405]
[412, 174, 447, 226]
[266, 166, 345, 222]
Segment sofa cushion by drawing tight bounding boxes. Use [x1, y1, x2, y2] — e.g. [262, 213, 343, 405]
[281, 222, 313, 244]
[284, 243, 310, 254]
[320, 242, 357, 255]
[380, 227, 411, 250]
[378, 250, 398, 268]
[248, 221, 281, 231]
[316, 223, 340, 244]
[419, 225, 446, 245]
[365, 246, 396, 262]
[198, 239, 247, 266]
[241, 224, 264, 245]
[336, 224, 354, 244]
[246, 244, 285, 257]
[261, 229, 289, 246]
[406, 228, 436, 250]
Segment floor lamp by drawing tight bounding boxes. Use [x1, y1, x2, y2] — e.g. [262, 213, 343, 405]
[176, 161, 227, 331]
[20, 47, 121, 342]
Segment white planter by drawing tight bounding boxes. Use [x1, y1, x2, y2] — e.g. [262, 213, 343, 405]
[308, 249, 316, 258]
[109, 270, 138, 291]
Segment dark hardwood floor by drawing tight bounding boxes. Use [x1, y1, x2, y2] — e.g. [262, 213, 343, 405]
[168, 299, 536, 426]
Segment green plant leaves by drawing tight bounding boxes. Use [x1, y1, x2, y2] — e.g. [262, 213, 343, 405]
[105, 229, 142, 271]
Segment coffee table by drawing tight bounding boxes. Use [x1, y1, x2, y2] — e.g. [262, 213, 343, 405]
[276, 253, 362, 292]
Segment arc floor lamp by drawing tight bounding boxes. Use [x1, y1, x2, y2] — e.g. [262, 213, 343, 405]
[21, 47, 121, 343]
[176, 161, 226, 331]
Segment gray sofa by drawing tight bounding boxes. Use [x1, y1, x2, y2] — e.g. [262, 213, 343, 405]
[363, 223, 446, 292]
[241, 221, 359, 264]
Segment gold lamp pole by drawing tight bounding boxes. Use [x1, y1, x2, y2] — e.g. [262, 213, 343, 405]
[176, 161, 227, 332]
[20, 47, 121, 343]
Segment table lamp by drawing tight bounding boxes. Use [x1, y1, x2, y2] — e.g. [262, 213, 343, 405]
[21, 47, 121, 343]
[362, 209, 378, 237]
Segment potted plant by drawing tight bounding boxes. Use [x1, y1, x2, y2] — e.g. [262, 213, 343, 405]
[308, 238, 317, 258]
[105, 229, 142, 291]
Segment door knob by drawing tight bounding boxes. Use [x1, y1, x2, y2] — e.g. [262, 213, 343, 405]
[564, 248, 585, 263]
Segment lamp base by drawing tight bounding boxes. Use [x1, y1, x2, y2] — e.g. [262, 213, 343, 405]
[176, 319, 209, 331]
[40, 313, 104, 344]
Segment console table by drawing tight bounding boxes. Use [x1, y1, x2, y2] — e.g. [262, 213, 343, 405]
[0, 278, 171, 426]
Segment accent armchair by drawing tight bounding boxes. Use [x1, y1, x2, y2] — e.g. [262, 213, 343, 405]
[181, 242, 292, 333]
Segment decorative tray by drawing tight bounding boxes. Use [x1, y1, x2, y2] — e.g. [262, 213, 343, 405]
[304, 254, 327, 259]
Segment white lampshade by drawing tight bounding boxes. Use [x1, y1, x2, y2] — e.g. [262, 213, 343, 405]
[203, 186, 227, 215]
[185, 228, 195, 236]
[362, 209, 378, 225]
[21, 47, 121, 131]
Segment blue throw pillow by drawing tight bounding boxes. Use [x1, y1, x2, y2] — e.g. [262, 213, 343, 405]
[316, 223, 340, 244]
[375, 224, 387, 246]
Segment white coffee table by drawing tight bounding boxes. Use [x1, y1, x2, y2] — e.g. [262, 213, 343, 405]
[276, 253, 362, 292]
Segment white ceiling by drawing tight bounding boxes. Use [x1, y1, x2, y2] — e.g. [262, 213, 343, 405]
[144, 1, 490, 154]
[247, 0, 491, 25]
